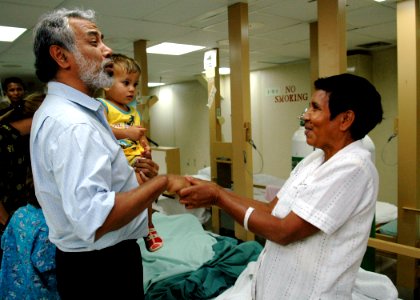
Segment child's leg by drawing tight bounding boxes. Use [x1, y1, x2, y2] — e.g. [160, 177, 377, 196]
[147, 205, 154, 227]
[132, 156, 163, 251]
[140, 180, 163, 252]
[144, 206, 163, 252]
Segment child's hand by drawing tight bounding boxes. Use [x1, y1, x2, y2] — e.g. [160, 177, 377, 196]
[125, 126, 147, 141]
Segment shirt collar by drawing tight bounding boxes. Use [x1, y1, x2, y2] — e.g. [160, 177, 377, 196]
[47, 81, 102, 113]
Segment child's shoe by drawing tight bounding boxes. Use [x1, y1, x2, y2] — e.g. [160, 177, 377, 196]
[144, 226, 163, 252]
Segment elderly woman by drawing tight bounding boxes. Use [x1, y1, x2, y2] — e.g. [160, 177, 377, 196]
[178, 73, 383, 299]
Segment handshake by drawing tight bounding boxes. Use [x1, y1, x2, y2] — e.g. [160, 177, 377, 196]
[165, 174, 220, 209]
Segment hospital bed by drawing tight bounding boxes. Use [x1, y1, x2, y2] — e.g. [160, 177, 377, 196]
[375, 201, 398, 242]
[139, 212, 262, 299]
[139, 212, 398, 300]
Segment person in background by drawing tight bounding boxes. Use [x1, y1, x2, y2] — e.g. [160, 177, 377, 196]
[31, 8, 186, 299]
[98, 53, 163, 252]
[0, 175, 59, 300]
[0, 77, 26, 116]
[178, 73, 383, 299]
[0, 92, 45, 260]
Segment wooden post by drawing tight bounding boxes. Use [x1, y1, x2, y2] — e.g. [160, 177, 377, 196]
[134, 39, 156, 136]
[317, 0, 347, 76]
[228, 2, 254, 241]
[396, 0, 420, 293]
[206, 49, 223, 234]
[309, 21, 319, 93]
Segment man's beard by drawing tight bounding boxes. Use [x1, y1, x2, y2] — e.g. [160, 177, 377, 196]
[74, 50, 114, 93]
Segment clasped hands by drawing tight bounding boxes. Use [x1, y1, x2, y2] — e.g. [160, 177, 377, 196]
[166, 174, 220, 209]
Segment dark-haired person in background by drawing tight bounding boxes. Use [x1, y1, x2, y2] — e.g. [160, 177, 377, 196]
[0, 92, 45, 260]
[0, 77, 26, 116]
[0, 174, 59, 299]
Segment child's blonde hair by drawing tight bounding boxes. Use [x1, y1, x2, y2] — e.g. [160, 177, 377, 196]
[111, 53, 141, 75]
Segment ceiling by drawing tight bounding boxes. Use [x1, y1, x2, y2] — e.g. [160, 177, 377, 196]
[0, 0, 397, 90]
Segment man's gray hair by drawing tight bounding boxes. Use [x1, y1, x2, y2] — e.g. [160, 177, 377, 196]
[33, 8, 96, 82]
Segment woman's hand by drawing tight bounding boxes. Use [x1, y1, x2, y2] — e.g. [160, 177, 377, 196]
[178, 176, 220, 209]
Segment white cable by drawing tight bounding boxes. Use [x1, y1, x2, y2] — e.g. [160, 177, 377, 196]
[243, 207, 255, 231]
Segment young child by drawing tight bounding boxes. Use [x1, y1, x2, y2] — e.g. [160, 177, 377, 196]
[98, 53, 163, 252]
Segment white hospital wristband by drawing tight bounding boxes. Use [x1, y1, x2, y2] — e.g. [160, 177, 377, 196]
[243, 207, 255, 231]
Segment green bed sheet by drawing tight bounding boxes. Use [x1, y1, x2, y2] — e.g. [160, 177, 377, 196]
[139, 212, 263, 299]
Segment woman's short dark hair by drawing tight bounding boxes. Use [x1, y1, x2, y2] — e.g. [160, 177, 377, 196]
[314, 73, 383, 140]
[32, 8, 96, 82]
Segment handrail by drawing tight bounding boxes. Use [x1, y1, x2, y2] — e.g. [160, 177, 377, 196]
[368, 237, 420, 259]
[402, 206, 420, 214]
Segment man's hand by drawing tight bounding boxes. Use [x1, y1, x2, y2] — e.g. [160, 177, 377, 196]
[133, 157, 159, 182]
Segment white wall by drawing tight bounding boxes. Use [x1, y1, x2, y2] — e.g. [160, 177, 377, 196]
[149, 81, 210, 175]
[371, 47, 398, 205]
[148, 48, 398, 205]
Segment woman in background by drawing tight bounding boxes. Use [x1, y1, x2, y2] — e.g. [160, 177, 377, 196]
[0, 175, 59, 299]
[0, 92, 45, 258]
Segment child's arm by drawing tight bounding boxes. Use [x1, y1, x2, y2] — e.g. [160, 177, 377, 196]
[112, 126, 147, 142]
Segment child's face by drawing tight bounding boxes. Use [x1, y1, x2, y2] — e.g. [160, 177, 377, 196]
[105, 66, 140, 106]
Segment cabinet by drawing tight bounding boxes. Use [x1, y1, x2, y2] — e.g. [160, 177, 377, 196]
[151, 146, 181, 175]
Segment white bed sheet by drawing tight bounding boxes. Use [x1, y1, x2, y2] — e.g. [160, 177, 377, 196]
[214, 262, 399, 300]
[375, 201, 398, 225]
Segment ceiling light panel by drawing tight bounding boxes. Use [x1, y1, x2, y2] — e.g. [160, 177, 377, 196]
[147, 42, 205, 55]
[0, 26, 26, 42]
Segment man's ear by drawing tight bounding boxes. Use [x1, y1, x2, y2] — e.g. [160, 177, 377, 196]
[49, 45, 71, 68]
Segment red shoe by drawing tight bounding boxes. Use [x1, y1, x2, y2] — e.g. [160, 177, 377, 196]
[144, 227, 163, 252]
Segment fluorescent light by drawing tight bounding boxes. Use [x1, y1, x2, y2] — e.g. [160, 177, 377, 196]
[0, 25, 26, 42]
[148, 82, 165, 87]
[147, 42, 205, 55]
[374, 0, 386, 2]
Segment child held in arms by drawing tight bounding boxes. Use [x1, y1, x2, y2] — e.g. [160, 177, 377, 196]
[98, 53, 163, 252]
